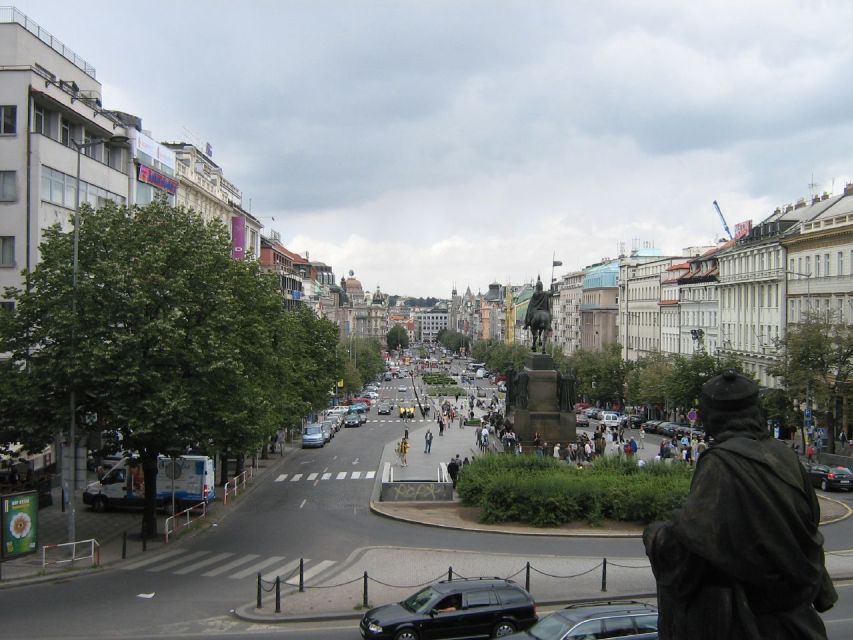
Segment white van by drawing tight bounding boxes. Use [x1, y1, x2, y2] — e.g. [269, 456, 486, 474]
[475, 368, 486, 379]
[83, 455, 215, 513]
[601, 412, 621, 429]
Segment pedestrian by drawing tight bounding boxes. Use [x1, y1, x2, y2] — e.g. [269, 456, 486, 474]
[458, 413, 464, 428]
[553, 443, 562, 459]
[400, 437, 410, 466]
[439, 419, 445, 436]
[629, 437, 638, 456]
[447, 456, 459, 488]
[424, 429, 433, 454]
[639, 426, 645, 449]
[806, 444, 815, 463]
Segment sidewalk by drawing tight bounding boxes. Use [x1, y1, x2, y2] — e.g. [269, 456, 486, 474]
[0, 446, 295, 585]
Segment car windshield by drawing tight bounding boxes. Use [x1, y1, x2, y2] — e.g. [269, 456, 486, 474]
[835, 467, 853, 476]
[527, 612, 573, 639]
[304, 426, 322, 435]
[401, 586, 439, 613]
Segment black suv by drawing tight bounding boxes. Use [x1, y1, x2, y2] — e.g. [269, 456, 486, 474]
[360, 577, 537, 639]
[504, 600, 658, 639]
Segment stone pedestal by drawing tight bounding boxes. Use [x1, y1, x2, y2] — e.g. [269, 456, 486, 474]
[509, 353, 576, 447]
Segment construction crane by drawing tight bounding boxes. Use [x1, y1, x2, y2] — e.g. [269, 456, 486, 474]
[713, 200, 733, 240]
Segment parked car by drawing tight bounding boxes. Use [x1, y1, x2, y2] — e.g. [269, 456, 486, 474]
[575, 412, 590, 426]
[657, 422, 678, 438]
[377, 402, 392, 415]
[360, 577, 538, 640]
[352, 397, 372, 409]
[320, 421, 335, 443]
[365, 391, 380, 400]
[503, 599, 658, 639]
[397, 385, 408, 393]
[601, 412, 621, 429]
[301, 424, 325, 448]
[805, 463, 853, 492]
[641, 420, 662, 434]
[620, 415, 645, 429]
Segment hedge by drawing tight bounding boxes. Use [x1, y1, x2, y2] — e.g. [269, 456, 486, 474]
[422, 374, 456, 386]
[426, 385, 465, 397]
[455, 455, 691, 527]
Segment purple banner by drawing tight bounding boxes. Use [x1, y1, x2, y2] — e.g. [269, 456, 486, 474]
[137, 164, 178, 195]
[231, 216, 246, 261]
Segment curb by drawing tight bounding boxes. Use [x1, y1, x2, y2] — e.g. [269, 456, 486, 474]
[232, 593, 661, 624]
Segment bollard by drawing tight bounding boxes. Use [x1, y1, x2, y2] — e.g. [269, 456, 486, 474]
[122, 531, 127, 560]
[601, 558, 607, 592]
[525, 561, 530, 592]
[257, 572, 262, 609]
[448, 566, 452, 581]
[299, 558, 304, 592]
[275, 576, 281, 613]
[363, 571, 368, 609]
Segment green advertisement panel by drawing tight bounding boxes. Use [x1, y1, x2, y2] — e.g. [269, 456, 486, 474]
[2, 490, 38, 559]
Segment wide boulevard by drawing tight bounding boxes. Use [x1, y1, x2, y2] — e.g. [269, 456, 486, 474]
[3, 361, 853, 639]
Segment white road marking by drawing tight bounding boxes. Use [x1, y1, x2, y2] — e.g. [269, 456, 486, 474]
[174, 552, 234, 575]
[121, 549, 187, 571]
[352, 458, 359, 465]
[366, 471, 376, 479]
[137, 593, 155, 599]
[321, 473, 331, 480]
[285, 560, 336, 585]
[229, 556, 286, 580]
[299, 499, 307, 509]
[290, 474, 303, 481]
[202, 554, 260, 577]
[148, 551, 210, 573]
[333, 456, 337, 460]
[262, 558, 302, 582]
[351, 471, 361, 479]
[307, 473, 318, 481]
[275, 474, 287, 482]
[336, 472, 347, 480]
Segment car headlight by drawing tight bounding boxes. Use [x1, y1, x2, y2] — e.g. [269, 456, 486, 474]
[367, 622, 383, 633]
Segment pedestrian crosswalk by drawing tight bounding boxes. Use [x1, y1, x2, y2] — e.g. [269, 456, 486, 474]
[120, 549, 337, 582]
[274, 470, 376, 483]
[368, 418, 430, 423]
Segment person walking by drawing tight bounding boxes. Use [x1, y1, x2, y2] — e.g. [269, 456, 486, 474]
[447, 456, 460, 488]
[553, 442, 562, 460]
[639, 426, 645, 449]
[438, 418, 445, 437]
[424, 429, 433, 454]
[400, 437, 410, 466]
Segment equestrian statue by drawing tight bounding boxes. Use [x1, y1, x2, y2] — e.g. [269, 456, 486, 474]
[524, 276, 553, 353]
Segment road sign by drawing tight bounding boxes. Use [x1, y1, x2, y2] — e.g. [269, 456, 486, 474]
[805, 408, 812, 418]
[687, 409, 698, 422]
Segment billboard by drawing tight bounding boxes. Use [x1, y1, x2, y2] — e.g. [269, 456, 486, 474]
[733, 220, 752, 240]
[2, 490, 38, 559]
[231, 216, 246, 261]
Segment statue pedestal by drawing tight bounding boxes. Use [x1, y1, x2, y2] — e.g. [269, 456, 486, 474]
[509, 353, 576, 447]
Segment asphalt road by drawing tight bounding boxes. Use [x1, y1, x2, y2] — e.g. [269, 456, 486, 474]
[2, 363, 852, 638]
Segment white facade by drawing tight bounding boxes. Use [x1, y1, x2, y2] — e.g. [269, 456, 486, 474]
[554, 270, 584, 355]
[659, 262, 689, 355]
[0, 11, 131, 304]
[678, 248, 723, 356]
[416, 308, 448, 342]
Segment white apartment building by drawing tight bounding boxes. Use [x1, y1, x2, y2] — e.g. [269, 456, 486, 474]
[416, 306, 449, 343]
[678, 246, 725, 355]
[783, 189, 853, 326]
[717, 197, 833, 388]
[1, 9, 131, 304]
[659, 262, 690, 355]
[619, 250, 666, 361]
[553, 270, 584, 355]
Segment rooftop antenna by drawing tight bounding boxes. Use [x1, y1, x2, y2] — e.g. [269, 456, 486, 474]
[808, 171, 818, 196]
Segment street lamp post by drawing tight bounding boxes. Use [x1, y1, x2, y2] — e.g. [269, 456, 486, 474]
[66, 135, 128, 543]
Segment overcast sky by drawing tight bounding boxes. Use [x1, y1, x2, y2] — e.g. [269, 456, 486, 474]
[17, 0, 853, 298]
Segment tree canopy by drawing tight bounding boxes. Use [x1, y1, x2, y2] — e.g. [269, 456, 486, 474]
[386, 324, 409, 350]
[0, 200, 339, 536]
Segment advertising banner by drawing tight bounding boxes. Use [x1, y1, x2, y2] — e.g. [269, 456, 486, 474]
[231, 216, 246, 261]
[2, 490, 38, 559]
[137, 164, 179, 195]
[733, 220, 752, 240]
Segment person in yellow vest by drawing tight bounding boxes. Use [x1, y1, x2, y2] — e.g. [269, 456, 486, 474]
[400, 437, 410, 466]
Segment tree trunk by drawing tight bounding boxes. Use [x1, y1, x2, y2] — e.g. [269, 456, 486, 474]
[236, 454, 245, 476]
[140, 452, 159, 539]
[219, 452, 229, 488]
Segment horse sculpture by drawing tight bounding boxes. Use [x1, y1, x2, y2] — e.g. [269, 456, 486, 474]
[528, 309, 550, 353]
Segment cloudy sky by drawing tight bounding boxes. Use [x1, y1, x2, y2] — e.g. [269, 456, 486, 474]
[16, 0, 853, 297]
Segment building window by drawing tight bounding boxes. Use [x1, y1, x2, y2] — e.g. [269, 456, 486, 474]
[33, 104, 45, 134]
[805, 256, 811, 276]
[0, 236, 13, 266]
[0, 171, 16, 201]
[839, 252, 844, 277]
[60, 117, 70, 147]
[0, 105, 16, 135]
[0, 301, 13, 313]
[814, 254, 821, 277]
[825, 253, 830, 277]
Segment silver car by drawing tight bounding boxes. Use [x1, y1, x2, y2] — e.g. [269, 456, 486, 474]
[301, 424, 325, 448]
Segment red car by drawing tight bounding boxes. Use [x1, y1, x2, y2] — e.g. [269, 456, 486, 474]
[350, 397, 372, 408]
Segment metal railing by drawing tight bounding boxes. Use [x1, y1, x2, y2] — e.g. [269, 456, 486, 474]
[164, 501, 207, 543]
[223, 467, 255, 505]
[41, 538, 100, 568]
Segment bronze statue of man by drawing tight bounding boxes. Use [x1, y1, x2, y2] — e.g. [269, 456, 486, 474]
[644, 370, 836, 639]
[523, 276, 552, 352]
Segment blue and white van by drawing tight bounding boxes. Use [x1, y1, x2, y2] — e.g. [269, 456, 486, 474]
[83, 455, 215, 513]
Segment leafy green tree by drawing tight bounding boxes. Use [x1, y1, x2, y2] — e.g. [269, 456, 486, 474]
[341, 337, 384, 388]
[770, 313, 853, 453]
[0, 200, 339, 537]
[386, 325, 409, 350]
[624, 353, 671, 411]
[439, 329, 469, 354]
[567, 344, 626, 407]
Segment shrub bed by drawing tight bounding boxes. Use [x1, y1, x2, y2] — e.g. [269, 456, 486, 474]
[426, 385, 465, 397]
[422, 374, 456, 386]
[455, 455, 691, 527]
